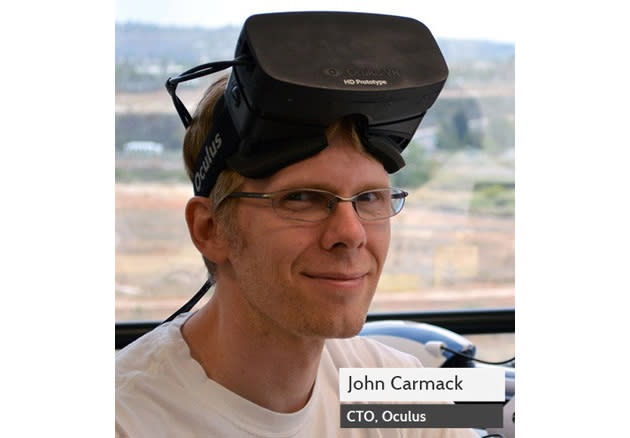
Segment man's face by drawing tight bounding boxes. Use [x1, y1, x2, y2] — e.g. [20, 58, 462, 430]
[221, 132, 391, 339]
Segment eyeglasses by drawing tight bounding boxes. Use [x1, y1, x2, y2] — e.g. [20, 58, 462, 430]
[225, 188, 408, 222]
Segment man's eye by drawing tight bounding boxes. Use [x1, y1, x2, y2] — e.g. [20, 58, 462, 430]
[283, 191, 315, 202]
[356, 191, 381, 203]
[278, 191, 329, 211]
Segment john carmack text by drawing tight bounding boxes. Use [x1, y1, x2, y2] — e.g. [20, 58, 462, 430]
[347, 374, 464, 394]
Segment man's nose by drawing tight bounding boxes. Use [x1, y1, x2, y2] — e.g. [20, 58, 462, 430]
[320, 200, 367, 250]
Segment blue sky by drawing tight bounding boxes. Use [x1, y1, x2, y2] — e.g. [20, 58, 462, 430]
[115, 0, 516, 43]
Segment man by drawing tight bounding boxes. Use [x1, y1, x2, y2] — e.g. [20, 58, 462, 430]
[116, 12, 478, 437]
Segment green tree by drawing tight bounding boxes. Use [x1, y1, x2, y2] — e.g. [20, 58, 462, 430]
[435, 106, 482, 151]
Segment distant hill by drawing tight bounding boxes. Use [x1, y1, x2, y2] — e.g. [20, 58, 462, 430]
[116, 23, 241, 65]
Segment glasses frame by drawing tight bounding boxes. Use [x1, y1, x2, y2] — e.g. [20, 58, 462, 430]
[225, 187, 408, 222]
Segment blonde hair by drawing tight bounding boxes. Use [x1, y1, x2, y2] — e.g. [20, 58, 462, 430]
[183, 75, 368, 278]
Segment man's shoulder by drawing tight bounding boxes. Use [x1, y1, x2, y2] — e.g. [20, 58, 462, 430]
[116, 315, 189, 389]
[116, 315, 199, 436]
[324, 336, 422, 368]
[117, 323, 168, 366]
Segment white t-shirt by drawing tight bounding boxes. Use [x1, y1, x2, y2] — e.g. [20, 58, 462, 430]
[116, 313, 478, 438]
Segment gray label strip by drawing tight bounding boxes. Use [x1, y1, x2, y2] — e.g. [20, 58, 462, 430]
[340, 403, 503, 428]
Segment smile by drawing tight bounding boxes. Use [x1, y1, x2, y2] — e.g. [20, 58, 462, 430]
[302, 272, 368, 287]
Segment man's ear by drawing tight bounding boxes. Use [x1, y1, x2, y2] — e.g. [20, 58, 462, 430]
[185, 197, 230, 264]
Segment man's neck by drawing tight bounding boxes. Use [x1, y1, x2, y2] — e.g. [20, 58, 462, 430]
[181, 292, 325, 413]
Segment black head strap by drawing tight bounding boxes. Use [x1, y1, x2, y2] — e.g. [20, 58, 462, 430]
[191, 95, 241, 196]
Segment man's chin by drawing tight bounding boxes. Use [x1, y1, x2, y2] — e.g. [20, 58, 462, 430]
[297, 313, 368, 339]
[331, 325, 364, 339]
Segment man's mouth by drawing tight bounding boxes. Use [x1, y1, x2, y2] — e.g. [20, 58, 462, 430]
[304, 272, 367, 280]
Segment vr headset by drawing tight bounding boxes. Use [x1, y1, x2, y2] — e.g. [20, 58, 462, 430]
[166, 11, 449, 197]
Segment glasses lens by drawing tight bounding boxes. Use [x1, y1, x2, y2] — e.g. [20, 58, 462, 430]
[273, 190, 333, 221]
[355, 189, 407, 220]
[391, 189, 407, 214]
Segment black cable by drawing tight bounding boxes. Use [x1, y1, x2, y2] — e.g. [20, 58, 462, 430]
[162, 280, 214, 324]
[170, 57, 251, 84]
[441, 345, 515, 366]
[165, 56, 253, 127]
[481, 434, 504, 438]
